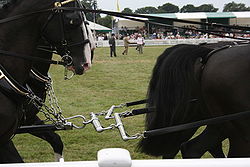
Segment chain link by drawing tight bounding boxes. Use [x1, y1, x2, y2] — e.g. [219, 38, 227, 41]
[119, 110, 134, 117]
[27, 74, 85, 129]
[27, 72, 145, 139]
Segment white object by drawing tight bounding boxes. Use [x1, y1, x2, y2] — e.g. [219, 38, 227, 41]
[97, 148, 132, 167]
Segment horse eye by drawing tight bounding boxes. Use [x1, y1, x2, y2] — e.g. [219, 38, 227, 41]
[68, 19, 81, 27]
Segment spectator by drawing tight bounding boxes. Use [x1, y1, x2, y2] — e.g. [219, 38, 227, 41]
[136, 34, 144, 54]
[108, 33, 117, 57]
[122, 34, 132, 55]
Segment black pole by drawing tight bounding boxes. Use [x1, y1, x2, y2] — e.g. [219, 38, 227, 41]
[15, 124, 71, 134]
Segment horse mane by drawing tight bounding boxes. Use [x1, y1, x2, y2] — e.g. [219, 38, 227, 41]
[145, 44, 187, 129]
[138, 44, 214, 156]
[148, 45, 213, 128]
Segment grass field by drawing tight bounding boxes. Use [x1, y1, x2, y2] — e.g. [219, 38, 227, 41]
[13, 45, 228, 162]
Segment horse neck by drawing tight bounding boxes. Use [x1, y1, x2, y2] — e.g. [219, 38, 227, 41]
[33, 52, 52, 76]
[0, 0, 53, 84]
[0, 20, 40, 84]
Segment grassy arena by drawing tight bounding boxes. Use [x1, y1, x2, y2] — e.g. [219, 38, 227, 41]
[13, 46, 228, 162]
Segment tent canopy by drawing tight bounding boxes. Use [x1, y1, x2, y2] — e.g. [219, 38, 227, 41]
[148, 11, 250, 19]
[88, 21, 112, 32]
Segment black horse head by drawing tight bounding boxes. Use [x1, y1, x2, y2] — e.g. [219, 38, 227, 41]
[0, 0, 89, 77]
[40, 0, 89, 75]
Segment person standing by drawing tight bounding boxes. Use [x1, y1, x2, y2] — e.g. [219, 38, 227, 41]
[108, 33, 117, 57]
[137, 34, 144, 54]
[122, 34, 131, 55]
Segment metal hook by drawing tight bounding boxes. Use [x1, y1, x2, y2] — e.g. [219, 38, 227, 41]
[64, 115, 87, 129]
[64, 68, 75, 80]
[114, 113, 139, 141]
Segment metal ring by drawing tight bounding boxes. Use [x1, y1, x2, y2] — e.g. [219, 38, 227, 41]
[54, 2, 62, 7]
[61, 54, 73, 66]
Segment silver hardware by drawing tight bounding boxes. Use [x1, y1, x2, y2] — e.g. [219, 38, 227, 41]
[64, 115, 87, 129]
[90, 112, 114, 132]
[28, 72, 145, 140]
[104, 105, 116, 119]
[104, 103, 126, 120]
[61, 54, 73, 66]
[64, 67, 75, 80]
[114, 113, 139, 141]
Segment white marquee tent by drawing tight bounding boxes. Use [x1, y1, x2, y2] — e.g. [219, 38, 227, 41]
[88, 21, 112, 32]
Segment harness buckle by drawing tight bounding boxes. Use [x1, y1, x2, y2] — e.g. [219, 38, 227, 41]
[54, 2, 62, 7]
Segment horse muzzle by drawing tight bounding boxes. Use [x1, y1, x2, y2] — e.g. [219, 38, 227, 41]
[67, 63, 87, 75]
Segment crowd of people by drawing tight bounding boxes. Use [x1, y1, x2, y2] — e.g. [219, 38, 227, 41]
[97, 25, 250, 57]
[96, 24, 250, 42]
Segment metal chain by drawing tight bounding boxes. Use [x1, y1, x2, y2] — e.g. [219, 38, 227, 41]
[119, 109, 134, 117]
[26, 72, 145, 139]
[46, 79, 66, 122]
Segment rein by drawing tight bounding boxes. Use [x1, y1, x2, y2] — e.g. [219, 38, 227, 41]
[62, 7, 250, 31]
[53, 7, 250, 41]
[0, 49, 67, 65]
[112, 14, 250, 41]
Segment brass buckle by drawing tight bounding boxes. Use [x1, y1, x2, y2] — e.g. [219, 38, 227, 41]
[54, 0, 75, 7]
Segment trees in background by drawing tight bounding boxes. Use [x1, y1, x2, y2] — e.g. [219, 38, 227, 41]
[180, 4, 218, 12]
[81, 0, 100, 21]
[157, 3, 179, 13]
[83, 0, 250, 27]
[125, 3, 220, 14]
[97, 15, 113, 28]
[122, 8, 134, 14]
[122, 1, 250, 14]
[223, 2, 250, 12]
[134, 6, 158, 14]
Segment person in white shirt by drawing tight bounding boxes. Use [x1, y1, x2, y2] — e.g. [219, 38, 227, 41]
[136, 34, 144, 54]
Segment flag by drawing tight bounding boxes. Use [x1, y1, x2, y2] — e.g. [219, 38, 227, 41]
[116, 0, 120, 12]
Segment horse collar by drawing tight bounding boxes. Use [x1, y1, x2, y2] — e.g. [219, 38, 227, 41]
[0, 65, 30, 99]
[201, 45, 232, 65]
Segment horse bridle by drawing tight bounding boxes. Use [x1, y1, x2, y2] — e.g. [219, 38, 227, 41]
[0, 0, 90, 67]
[40, 0, 90, 67]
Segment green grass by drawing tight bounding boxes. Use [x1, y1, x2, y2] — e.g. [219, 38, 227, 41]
[13, 46, 228, 162]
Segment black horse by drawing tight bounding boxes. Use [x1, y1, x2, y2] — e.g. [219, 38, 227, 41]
[138, 42, 250, 158]
[21, 18, 95, 161]
[0, 0, 89, 163]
